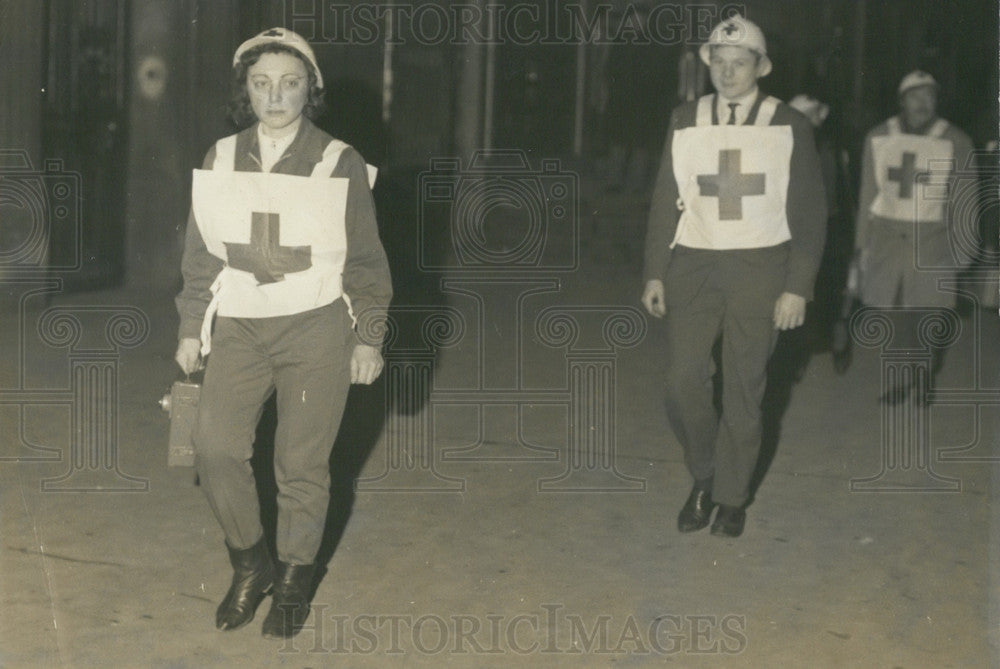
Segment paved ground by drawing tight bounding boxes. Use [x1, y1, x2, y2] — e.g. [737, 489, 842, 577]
[1, 172, 998, 667]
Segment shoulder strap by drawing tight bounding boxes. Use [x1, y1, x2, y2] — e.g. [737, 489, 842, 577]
[311, 138, 378, 187]
[311, 138, 350, 178]
[695, 94, 714, 127]
[211, 135, 238, 171]
[752, 96, 780, 126]
[928, 119, 949, 138]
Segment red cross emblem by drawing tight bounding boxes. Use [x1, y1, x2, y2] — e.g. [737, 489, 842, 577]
[697, 149, 766, 220]
[225, 212, 312, 284]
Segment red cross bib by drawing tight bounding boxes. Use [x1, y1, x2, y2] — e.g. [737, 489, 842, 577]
[191, 135, 351, 321]
[670, 95, 793, 250]
[870, 117, 952, 224]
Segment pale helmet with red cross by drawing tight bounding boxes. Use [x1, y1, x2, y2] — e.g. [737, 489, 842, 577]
[897, 70, 938, 97]
[699, 15, 772, 78]
[233, 27, 324, 89]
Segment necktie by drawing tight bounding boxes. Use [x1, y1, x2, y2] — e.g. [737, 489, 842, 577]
[727, 102, 739, 125]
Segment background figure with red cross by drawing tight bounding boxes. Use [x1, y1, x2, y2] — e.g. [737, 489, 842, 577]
[641, 15, 826, 539]
[172, 28, 392, 638]
[854, 70, 976, 404]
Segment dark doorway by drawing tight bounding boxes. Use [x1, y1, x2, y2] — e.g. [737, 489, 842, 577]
[43, 0, 129, 291]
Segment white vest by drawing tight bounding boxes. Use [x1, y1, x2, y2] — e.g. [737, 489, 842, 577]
[869, 116, 952, 224]
[670, 95, 793, 250]
[191, 135, 374, 355]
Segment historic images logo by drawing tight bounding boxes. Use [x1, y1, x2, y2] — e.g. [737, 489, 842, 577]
[357, 150, 646, 492]
[0, 150, 148, 492]
[276, 604, 748, 657]
[283, 1, 748, 46]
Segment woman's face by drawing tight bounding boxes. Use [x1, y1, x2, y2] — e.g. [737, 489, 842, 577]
[246, 51, 309, 134]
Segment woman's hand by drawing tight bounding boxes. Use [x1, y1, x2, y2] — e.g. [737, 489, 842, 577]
[350, 344, 384, 385]
[174, 337, 203, 375]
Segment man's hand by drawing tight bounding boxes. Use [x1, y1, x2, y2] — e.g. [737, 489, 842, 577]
[174, 337, 202, 375]
[351, 344, 384, 385]
[641, 280, 666, 318]
[773, 292, 807, 330]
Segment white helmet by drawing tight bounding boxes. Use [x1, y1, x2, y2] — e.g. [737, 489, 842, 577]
[233, 27, 324, 89]
[699, 15, 772, 77]
[897, 70, 938, 97]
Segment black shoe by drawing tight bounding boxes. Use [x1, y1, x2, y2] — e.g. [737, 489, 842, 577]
[677, 487, 716, 533]
[261, 562, 316, 639]
[710, 505, 746, 538]
[216, 538, 275, 631]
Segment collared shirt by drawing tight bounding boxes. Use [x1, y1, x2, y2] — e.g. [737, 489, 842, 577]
[257, 118, 301, 172]
[715, 87, 759, 126]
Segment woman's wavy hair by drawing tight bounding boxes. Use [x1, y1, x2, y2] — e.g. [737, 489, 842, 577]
[228, 43, 325, 128]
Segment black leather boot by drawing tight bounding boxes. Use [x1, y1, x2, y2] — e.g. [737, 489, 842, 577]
[216, 538, 275, 631]
[261, 562, 316, 639]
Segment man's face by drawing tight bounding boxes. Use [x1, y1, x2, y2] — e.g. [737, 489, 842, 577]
[900, 85, 938, 129]
[247, 51, 309, 134]
[708, 45, 764, 100]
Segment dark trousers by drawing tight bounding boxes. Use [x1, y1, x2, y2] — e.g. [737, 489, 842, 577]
[662, 246, 786, 507]
[194, 300, 353, 565]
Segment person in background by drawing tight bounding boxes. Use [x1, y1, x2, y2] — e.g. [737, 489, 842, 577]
[783, 94, 854, 377]
[854, 70, 976, 403]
